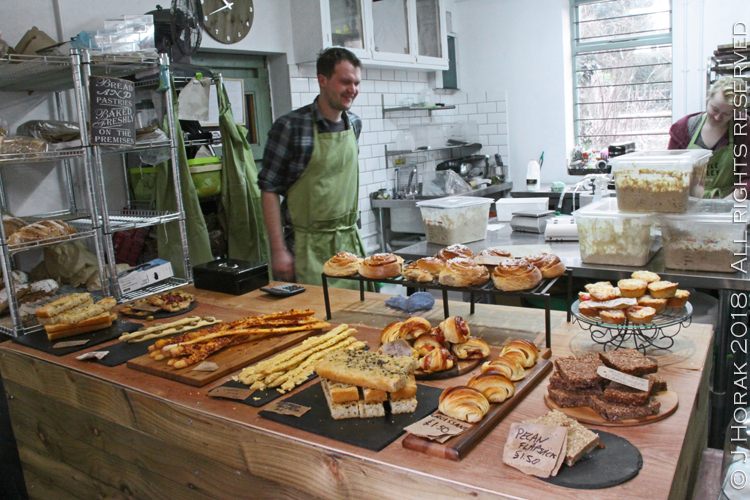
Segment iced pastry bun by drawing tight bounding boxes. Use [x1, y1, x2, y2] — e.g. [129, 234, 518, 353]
[359, 253, 403, 279]
[525, 253, 567, 279]
[439, 257, 490, 287]
[401, 262, 434, 282]
[323, 251, 362, 277]
[436, 244, 474, 262]
[491, 258, 543, 291]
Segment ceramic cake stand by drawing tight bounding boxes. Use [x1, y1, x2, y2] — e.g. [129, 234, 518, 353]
[570, 300, 693, 352]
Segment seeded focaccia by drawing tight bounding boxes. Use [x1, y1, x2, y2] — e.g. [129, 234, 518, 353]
[314, 349, 417, 392]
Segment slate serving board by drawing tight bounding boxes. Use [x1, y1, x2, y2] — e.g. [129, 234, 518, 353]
[260, 383, 443, 452]
[11, 319, 141, 356]
[212, 377, 316, 407]
[538, 431, 642, 489]
[120, 300, 197, 319]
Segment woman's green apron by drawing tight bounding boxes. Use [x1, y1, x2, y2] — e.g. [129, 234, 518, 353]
[688, 113, 735, 199]
[286, 119, 366, 289]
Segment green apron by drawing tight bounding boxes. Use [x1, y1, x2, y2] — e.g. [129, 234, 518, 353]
[217, 82, 271, 264]
[688, 113, 735, 199]
[286, 118, 366, 289]
[156, 77, 213, 277]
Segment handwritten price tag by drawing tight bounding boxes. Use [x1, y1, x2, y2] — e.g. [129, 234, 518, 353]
[265, 401, 310, 417]
[597, 366, 650, 392]
[503, 423, 567, 478]
[404, 411, 472, 441]
[53, 339, 91, 348]
[208, 386, 255, 401]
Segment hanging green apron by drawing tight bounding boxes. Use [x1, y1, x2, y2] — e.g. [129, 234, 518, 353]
[155, 77, 213, 277]
[286, 118, 366, 289]
[688, 113, 735, 199]
[217, 82, 271, 264]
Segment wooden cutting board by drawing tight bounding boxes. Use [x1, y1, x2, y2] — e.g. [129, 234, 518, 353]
[402, 349, 553, 461]
[126, 329, 320, 387]
[544, 389, 679, 427]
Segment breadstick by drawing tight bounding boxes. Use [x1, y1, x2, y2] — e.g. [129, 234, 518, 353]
[236, 324, 349, 384]
[278, 340, 367, 393]
[120, 316, 201, 342]
[261, 329, 351, 375]
[172, 321, 330, 347]
[270, 334, 358, 388]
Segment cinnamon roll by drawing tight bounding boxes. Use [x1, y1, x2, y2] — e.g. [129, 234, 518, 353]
[436, 244, 474, 262]
[401, 262, 434, 282]
[468, 372, 515, 403]
[525, 253, 566, 279]
[359, 253, 403, 279]
[491, 258, 543, 291]
[322, 251, 362, 277]
[499, 339, 539, 368]
[451, 337, 491, 360]
[438, 257, 490, 287]
[438, 386, 490, 423]
[415, 257, 445, 275]
[418, 347, 455, 373]
[438, 316, 470, 344]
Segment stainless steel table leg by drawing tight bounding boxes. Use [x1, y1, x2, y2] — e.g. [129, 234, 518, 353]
[710, 289, 731, 448]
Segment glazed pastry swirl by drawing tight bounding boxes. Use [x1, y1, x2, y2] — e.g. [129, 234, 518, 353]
[438, 386, 490, 423]
[491, 258, 543, 291]
[525, 253, 566, 279]
[401, 262, 434, 282]
[439, 257, 490, 287]
[359, 253, 403, 279]
[415, 257, 445, 275]
[323, 251, 362, 277]
[436, 244, 474, 262]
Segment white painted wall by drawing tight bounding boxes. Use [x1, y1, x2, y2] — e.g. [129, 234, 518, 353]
[451, 0, 573, 186]
[673, 0, 750, 120]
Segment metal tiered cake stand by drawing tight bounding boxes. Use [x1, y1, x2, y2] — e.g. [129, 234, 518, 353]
[571, 299, 693, 352]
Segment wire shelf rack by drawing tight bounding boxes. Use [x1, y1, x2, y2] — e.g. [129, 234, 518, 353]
[0, 148, 86, 165]
[5, 215, 99, 255]
[321, 266, 573, 349]
[570, 299, 693, 352]
[0, 54, 74, 92]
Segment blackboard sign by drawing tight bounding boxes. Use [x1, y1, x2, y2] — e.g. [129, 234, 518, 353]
[89, 76, 136, 146]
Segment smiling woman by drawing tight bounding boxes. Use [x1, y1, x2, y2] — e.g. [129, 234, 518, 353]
[668, 76, 750, 199]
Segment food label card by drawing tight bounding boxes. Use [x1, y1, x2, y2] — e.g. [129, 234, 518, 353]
[597, 366, 650, 392]
[53, 339, 91, 348]
[265, 401, 311, 417]
[503, 423, 567, 478]
[208, 386, 255, 401]
[404, 411, 473, 441]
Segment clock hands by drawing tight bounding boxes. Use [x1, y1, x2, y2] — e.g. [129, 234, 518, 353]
[208, 0, 233, 16]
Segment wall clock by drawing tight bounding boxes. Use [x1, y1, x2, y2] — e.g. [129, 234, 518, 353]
[201, 0, 254, 44]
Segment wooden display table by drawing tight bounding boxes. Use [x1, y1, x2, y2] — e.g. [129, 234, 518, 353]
[0, 284, 712, 500]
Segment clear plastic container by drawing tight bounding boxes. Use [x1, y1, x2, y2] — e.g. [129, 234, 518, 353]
[610, 149, 713, 213]
[660, 199, 744, 273]
[573, 197, 659, 266]
[416, 196, 493, 245]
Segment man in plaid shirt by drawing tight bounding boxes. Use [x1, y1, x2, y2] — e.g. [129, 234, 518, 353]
[258, 48, 365, 287]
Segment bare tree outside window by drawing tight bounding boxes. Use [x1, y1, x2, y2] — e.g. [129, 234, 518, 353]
[572, 0, 672, 152]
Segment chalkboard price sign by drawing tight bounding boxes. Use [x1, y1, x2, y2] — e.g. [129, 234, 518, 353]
[90, 76, 136, 146]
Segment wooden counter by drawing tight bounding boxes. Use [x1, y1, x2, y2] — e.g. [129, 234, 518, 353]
[0, 284, 712, 500]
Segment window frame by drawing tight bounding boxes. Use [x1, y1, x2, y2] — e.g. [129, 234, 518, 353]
[570, 0, 673, 149]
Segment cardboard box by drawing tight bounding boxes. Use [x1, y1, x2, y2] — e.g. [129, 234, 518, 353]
[118, 259, 174, 295]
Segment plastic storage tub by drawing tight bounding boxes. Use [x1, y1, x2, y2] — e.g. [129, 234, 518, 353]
[188, 157, 222, 198]
[573, 197, 660, 266]
[416, 196, 493, 245]
[495, 197, 549, 221]
[661, 199, 744, 273]
[610, 149, 712, 213]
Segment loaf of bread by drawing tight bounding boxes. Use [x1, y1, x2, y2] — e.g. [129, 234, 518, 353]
[38, 297, 116, 325]
[414, 257, 445, 275]
[35, 293, 92, 318]
[438, 386, 490, 423]
[2, 215, 27, 239]
[358, 253, 403, 279]
[323, 252, 362, 277]
[401, 262, 434, 282]
[491, 258, 543, 291]
[45, 312, 114, 340]
[438, 257, 490, 287]
[7, 220, 77, 246]
[314, 349, 417, 392]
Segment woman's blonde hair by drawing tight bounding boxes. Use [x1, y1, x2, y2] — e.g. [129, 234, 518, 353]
[708, 76, 747, 109]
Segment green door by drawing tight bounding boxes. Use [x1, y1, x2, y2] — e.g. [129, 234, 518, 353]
[191, 52, 273, 160]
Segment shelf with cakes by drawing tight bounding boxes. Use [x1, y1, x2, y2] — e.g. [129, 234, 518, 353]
[571, 272, 693, 352]
[320, 246, 573, 349]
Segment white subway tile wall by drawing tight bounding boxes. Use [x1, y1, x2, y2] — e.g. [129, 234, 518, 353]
[285, 66, 509, 254]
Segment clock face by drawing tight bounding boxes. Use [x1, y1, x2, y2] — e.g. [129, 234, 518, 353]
[201, 0, 254, 44]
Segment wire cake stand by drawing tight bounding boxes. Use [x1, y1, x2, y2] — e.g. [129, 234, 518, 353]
[571, 300, 693, 352]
